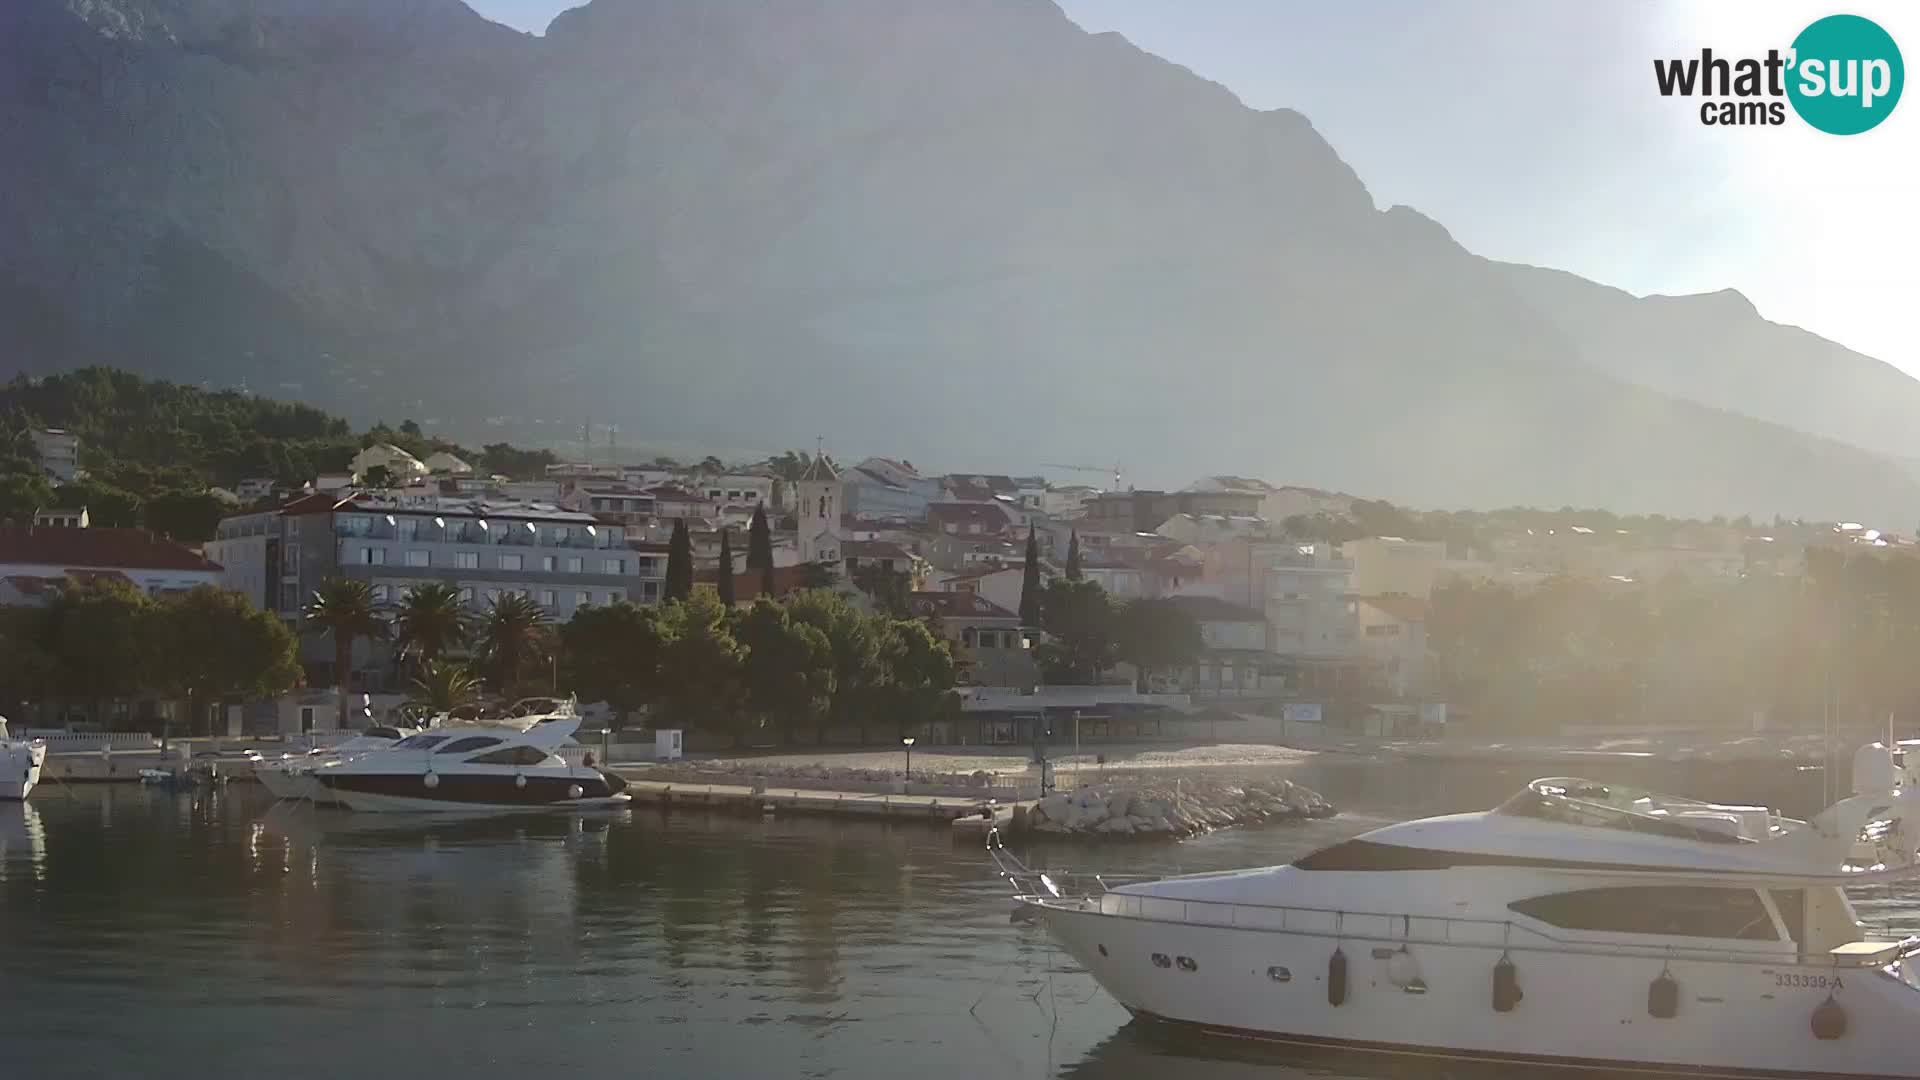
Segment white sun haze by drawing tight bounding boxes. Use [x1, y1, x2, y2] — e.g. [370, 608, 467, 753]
[1657, 1, 1917, 378]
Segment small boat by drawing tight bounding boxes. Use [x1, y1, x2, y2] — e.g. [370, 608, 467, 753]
[999, 740, 1920, 1079]
[0, 717, 46, 801]
[311, 706, 627, 812]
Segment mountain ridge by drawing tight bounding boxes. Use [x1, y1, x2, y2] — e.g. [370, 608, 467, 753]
[5, 0, 1920, 521]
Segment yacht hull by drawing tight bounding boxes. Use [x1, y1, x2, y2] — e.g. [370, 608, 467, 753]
[1036, 900, 1920, 1079]
[0, 742, 44, 800]
[317, 771, 629, 813]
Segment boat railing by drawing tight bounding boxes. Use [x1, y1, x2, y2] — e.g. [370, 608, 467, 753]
[986, 827, 1920, 970]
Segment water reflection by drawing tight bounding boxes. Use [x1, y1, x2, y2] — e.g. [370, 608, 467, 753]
[0, 800, 45, 881]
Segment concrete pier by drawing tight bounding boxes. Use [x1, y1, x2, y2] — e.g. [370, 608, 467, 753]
[615, 775, 996, 822]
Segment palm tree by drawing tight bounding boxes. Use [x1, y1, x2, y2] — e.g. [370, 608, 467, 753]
[302, 578, 389, 731]
[409, 660, 481, 715]
[479, 592, 552, 694]
[392, 582, 470, 669]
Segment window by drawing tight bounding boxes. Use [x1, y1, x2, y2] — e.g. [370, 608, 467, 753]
[1770, 889, 1805, 945]
[455, 551, 479, 569]
[567, 556, 584, 573]
[360, 546, 387, 565]
[468, 745, 553, 767]
[405, 549, 430, 568]
[459, 586, 474, 604]
[500, 553, 523, 571]
[393, 734, 451, 750]
[604, 558, 626, 574]
[539, 590, 557, 607]
[372, 585, 389, 603]
[435, 736, 505, 755]
[709, 488, 723, 499]
[1509, 887, 1776, 941]
[542, 555, 557, 572]
[397, 519, 421, 541]
[639, 581, 660, 602]
[637, 557, 662, 576]
[300, 707, 314, 733]
[576, 591, 591, 607]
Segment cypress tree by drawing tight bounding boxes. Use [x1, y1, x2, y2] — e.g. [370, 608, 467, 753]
[664, 518, 694, 601]
[747, 503, 774, 570]
[716, 527, 736, 607]
[1019, 526, 1042, 626]
[1065, 529, 1083, 581]
[762, 562, 777, 600]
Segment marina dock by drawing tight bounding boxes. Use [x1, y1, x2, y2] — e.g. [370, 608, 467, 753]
[613, 773, 1010, 825]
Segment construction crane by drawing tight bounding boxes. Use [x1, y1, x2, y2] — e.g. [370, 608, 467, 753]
[1042, 462, 1125, 490]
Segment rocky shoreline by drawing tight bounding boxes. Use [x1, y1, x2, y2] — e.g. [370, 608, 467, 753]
[1025, 777, 1334, 838]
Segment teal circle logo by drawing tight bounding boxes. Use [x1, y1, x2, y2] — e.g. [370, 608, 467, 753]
[1787, 14, 1903, 134]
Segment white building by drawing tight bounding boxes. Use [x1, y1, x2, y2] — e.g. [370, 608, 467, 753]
[794, 451, 842, 565]
[424, 451, 473, 476]
[1263, 542, 1356, 659]
[1356, 594, 1430, 697]
[1345, 536, 1448, 600]
[1164, 595, 1274, 698]
[29, 428, 79, 485]
[32, 506, 88, 529]
[692, 472, 775, 511]
[0, 526, 221, 600]
[349, 443, 428, 482]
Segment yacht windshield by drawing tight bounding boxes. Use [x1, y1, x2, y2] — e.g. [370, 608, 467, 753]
[392, 734, 450, 751]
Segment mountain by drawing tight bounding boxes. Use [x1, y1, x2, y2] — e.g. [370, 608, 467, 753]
[4, 0, 1920, 521]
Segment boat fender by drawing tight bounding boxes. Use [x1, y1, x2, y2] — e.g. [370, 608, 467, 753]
[1648, 966, 1679, 1020]
[1492, 953, 1522, 1013]
[567, 783, 583, 799]
[1327, 947, 1348, 1006]
[423, 771, 440, 790]
[1812, 994, 1848, 1040]
[514, 773, 528, 789]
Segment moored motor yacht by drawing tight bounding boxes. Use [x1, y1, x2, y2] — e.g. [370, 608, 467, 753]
[310, 710, 627, 812]
[999, 741, 1920, 1078]
[0, 717, 46, 800]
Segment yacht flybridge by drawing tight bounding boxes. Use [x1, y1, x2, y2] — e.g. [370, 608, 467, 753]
[996, 742, 1920, 1078]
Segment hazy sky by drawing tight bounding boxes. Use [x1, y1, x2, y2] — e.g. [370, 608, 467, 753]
[468, 1, 1917, 378]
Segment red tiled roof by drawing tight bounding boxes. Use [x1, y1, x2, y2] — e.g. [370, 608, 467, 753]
[695, 564, 814, 602]
[0, 528, 221, 573]
[1360, 594, 1429, 622]
[909, 590, 1021, 620]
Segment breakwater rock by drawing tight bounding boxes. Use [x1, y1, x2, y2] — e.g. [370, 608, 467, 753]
[1025, 778, 1334, 838]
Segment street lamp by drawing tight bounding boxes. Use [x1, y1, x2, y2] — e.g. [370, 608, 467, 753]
[902, 736, 916, 777]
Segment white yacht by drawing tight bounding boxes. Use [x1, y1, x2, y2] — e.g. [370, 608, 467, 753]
[254, 726, 412, 805]
[1000, 741, 1920, 1078]
[310, 710, 627, 812]
[0, 717, 46, 800]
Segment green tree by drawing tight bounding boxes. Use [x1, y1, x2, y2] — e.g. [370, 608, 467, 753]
[151, 586, 300, 735]
[361, 464, 396, 489]
[409, 660, 481, 715]
[1114, 598, 1205, 692]
[47, 576, 154, 728]
[851, 563, 910, 617]
[877, 616, 956, 741]
[1036, 578, 1115, 684]
[479, 592, 553, 694]
[717, 527, 737, 607]
[302, 578, 389, 731]
[656, 592, 745, 734]
[392, 582, 471, 669]
[788, 589, 886, 743]
[664, 518, 694, 601]
[747, 504, 774, 569]
[1065, 529, 1082, 581]
[0, 469, 54, 526]
[559, 601, 664, 729]
[1019, 526, 1043, 625]
[0, 605, 57, 722]
[796, 560, 839, 590]
[143, 490, 229, 543]
[734, 597, 833, 744]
